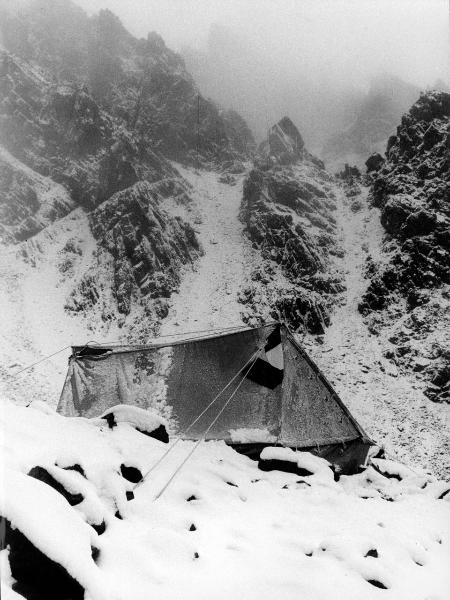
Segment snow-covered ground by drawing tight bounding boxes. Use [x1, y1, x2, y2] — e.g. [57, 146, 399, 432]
[0, 207, 127, 407]
[160, 167, 255, 336]
[1, 168, 448, 479]
[0, 209, 92, 405]
[306, 188, 450, 478]
[1, 163, 449, 599]
[1, 399, 449, 600]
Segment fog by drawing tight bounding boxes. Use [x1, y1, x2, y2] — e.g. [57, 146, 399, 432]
[66, 1, 450, 146]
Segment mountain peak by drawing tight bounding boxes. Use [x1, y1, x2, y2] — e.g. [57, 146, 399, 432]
[259, 116, 305, 163]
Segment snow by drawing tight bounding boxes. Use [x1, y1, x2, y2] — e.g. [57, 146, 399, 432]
[1, 151, 448, 597]
[229, 428, 277, 444]
[0, 467, 107, 599]
[0, 207, 129, 408]
[159, 166, 257, 334]
[1, 396, 450, 600]
[305, 186, 450, 479]
[260, 446, 298, 462]
[260, 447, 333, 477]
[98, 404, 167, 433]
[0, 145, 75, 236]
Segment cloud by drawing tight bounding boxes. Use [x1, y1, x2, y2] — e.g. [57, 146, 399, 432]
[71, 0, 449, 147]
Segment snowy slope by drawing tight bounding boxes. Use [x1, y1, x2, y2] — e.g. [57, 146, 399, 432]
[1, 399, 449, 600]
[2, 166, 448, 481]
[0, 205, 130, 406]
[160, 166, 257, 334]
[306, 187, 450, 478]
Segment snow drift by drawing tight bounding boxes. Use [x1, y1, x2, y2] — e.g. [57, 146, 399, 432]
[1, 397, 449, 600]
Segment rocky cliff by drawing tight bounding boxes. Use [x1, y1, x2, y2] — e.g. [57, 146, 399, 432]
[239, 117, 344, 334]
[0, 0, 254, 339]
[359, 91, 450, 402]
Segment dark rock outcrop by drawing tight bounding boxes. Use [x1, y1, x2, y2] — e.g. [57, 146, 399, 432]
[361, 91, 450, 401]
[65, 181, 201, 316]
[364, 91, 450, 292]
[365, 152, 385, 172]
[4, 518, 86, 600]
[240, 118, 343, 334]
[0, 0, 254, 336]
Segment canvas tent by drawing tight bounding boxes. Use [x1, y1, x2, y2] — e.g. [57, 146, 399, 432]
[58, 323, 374, 472]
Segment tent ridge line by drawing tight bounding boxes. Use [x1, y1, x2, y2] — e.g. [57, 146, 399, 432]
[71, 322, 280, 357]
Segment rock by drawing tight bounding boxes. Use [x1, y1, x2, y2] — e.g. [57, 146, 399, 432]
[431, 364, 450, 388]
[261, 116, 305, 161]
[380, 196, 414, 234]
[0, 2, 255, 338]
[336, 164, 361, 180]
[240, 130, 343, 334]
[412, 356, 431, 372]
[350, 198, 363, 212]
[401, 209, 437, 237]
[120, 464, 143, 484]
[66, 181, 202, 318]
[365, 153, 385, 172]
[219, 173, 236, 185]
[28, 466, 84, 506]
[363, 98, 450, 400]
[4, 519, 86, 600]
[359, 278, 389, 313]
[406, 287, 430, 309]
[137, 423, 169, 443]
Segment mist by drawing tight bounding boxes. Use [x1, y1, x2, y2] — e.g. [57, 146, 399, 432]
[17, 0, 450, 147]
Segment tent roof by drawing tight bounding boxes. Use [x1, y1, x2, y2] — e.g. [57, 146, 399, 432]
[71, 323, 279, 356]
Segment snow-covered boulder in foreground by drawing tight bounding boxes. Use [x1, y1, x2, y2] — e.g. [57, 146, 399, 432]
[0, 468, 106, 600]
[259, 446, 336, 479]
[98, 404, 169, 443]
[1, 396, 449, 600]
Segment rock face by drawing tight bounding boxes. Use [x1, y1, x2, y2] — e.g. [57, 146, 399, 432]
[360, 91, 450, 402]
[365, 153, 385, 173]
[81, 181, 201, 317]
[0, 3, 254, 169]
[0, 0, 253, 337]
[258, 117, 304, 161]
[240, 118, 344, 334]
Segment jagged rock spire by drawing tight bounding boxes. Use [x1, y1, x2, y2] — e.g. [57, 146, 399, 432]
[258, 116, 305, 164]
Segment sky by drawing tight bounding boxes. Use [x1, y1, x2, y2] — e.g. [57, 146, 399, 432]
[73, 0, 449, 89]
[29, 0, 447, 148]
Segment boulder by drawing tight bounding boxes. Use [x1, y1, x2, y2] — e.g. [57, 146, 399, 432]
[28, 466, 84, 506]
[4, 519, 85, 600]
[380, 196, 414, 234]
[365, 153, 385, 172]
[401, 209, 437, 237]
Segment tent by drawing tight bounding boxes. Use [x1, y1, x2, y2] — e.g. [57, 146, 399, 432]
[57, 323, 374, 473]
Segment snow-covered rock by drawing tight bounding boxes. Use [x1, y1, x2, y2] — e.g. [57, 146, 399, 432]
[239, 118, 344, 333]
[98, 404, 168, 440]
[361, 91, 450, 403]
[1, 395, 450, 599]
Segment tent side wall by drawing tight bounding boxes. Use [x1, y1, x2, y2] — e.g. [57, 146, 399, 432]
[280, 327, 369, 445]
[57, 324, 283, 441]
